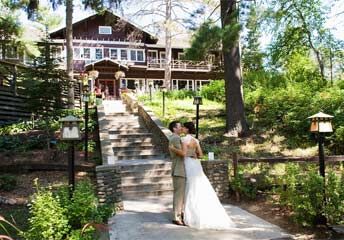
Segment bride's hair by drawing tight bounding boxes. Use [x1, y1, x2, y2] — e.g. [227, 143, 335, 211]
[183, 122, 196, 134]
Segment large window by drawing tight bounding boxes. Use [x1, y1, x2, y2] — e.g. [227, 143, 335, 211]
[83, 48, 91, 59]
[120, 49, 128, 60]
[73, 48, 81, 59]
[6, 47, 19, 59]
[130, 50, 137, 61]
[95, 48, 103, 60]
[99, 26, 112, 35]
[137, 50, 144, 61]
[147, 50, 158, 61]
[110, 48, 118, 59]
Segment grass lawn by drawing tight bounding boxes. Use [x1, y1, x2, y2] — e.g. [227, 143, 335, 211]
[138, 93, 318, 160]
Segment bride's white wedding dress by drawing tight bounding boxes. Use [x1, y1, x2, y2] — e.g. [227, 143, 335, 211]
[182, 134, 236, 230]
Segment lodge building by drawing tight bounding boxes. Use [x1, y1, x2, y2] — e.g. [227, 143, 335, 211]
[1, 10, 222, 99]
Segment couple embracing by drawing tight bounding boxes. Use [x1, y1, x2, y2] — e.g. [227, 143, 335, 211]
[168, 121, 236, 230]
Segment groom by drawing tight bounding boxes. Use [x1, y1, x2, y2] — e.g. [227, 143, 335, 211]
[168, 121, 186, 226]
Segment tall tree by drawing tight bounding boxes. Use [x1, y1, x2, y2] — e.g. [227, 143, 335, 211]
[241, 4, 264, 73]
[265, 0, 341, 82]
[24, 0, 75, 108]
[221, 0, 248, 136]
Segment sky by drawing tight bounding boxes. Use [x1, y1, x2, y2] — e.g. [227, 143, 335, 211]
[22, 0, 344, 43]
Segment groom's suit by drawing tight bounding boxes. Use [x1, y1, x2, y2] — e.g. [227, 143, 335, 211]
[169, 133, 186, 222]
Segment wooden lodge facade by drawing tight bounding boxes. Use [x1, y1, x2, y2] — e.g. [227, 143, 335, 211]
[0, 11, 222, 101]
[49, 11, 222, 98]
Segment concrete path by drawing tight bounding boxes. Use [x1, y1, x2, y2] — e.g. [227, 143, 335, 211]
[109, 196, 293, 240]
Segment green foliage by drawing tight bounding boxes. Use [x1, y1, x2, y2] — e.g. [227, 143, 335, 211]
[324, 172, 344, 224]
[184, 21, 222, 61]
[230, 172, 257, 200]
[200, 80, 225, 102]
[275, 164, 344, 226]
[0, 135, 46, 152]
[166, 89, 195, 100]
[0, 174, 17, 192]
[24, 180, 114, 240]
[242, 5, 264, 73]
[25, 187, 70, 240]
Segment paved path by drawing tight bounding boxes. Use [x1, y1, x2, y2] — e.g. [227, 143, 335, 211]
[109, 196, 293, 240]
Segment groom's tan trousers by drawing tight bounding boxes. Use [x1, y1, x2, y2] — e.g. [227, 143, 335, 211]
[173, 176, 186, 221]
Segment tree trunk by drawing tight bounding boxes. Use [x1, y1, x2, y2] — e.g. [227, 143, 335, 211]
[221, 0, 248, 137]
[66, 0, 74, 109]
[164, 0, 172, 90]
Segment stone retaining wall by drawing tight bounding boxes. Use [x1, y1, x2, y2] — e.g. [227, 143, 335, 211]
[201, 160, 230, 202]
[96, 165, 124, 210]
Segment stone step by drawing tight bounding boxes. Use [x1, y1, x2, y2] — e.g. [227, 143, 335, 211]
[105, 112, 133, 117]
[121, 168, 172, 178]
[118, 160, 172, 172]
[121, 176, 172, 185]
[112, 142, 155, 148]
[114, 149, 162, 157]
[114, 154, 166, 161]
[109, 133, 153, 139]
[122, 189, 173, 199]
[110, 137, 154, 143]
[112, 145, 155, 151]
[122, 181, 173, 192]
[109, 129, 148, 134]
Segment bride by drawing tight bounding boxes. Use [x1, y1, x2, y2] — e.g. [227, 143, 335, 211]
[175, 122, 236, 230]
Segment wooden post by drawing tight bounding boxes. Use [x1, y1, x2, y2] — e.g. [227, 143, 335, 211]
[12, 65, 17, 96]
[232, 152, 240, 202]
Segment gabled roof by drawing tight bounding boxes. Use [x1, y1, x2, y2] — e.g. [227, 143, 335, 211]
[85, 58, 129, 70]
[49, 10, 158, 43]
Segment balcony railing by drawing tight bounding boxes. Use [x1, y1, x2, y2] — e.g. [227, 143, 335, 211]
[148, 59, 213, 71]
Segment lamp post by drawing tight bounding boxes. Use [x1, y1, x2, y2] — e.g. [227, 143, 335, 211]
[308, 112, 334, 178]
[82, 85, 90, 162]
[161, 87, 167, 116]
[149, 83, 153, 101]
[308, 111, 333, 225]
[59, 115, 82, 197]
[193, 96, 203, 139]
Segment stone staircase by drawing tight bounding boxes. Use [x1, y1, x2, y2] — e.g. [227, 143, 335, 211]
[100, 100, 173, 199]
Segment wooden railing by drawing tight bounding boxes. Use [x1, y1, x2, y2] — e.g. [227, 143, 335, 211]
[147, 59, 213, 71]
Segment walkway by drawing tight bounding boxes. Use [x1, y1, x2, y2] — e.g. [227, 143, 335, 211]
[109, 196, 293, 240]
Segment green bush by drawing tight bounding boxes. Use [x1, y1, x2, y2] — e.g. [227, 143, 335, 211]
[200, 80, 225, 102]
[25, 188, 70, 240]
[24, 180, 114, 240]
[274, 164, 344, 226]
[0, 174, 17, 191]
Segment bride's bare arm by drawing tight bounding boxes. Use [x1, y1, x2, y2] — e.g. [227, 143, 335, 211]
[169, 145, 185, 157]
[195, 140, 203, 159]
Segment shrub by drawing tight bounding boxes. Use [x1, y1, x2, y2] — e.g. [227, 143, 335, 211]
[200, 80, 225, 102]
[25, 188, 70, 240]
[275, 164, 344, 226]
[24, 180, 114, 240]
[0, 174, 17, 191]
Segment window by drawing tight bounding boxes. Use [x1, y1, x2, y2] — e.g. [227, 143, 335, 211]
[148, 50, 158, 61]
[137, 50, 144, 61]
[6, 47, 19, 59]
[178, 52, 185, 60]
[130, 50, 137, 61]
[73, 48, 81, 59]
[83, 48, 91, 59]
[160, 51, 166, 60]
[99, 26, 112, 35]
[208, 54, 216, 63]
[110, 48, 118, 59]
[120, 49, 127, 60]
[95, 48, 103, 60]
